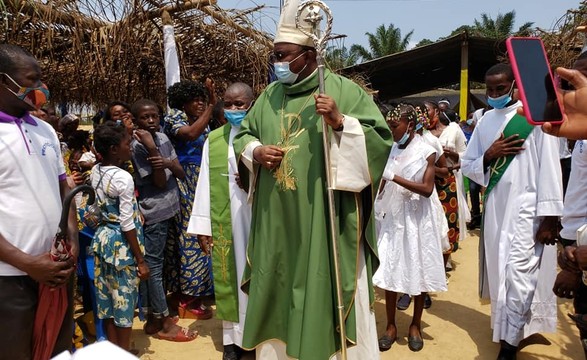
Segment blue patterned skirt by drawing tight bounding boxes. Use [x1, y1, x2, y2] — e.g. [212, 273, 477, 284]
[164, 162, 213, 297]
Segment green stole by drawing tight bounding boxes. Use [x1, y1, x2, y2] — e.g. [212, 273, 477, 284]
[208, 125, 239, 323]
[484, 114, 534, 200]
[479, 114, 533, 298]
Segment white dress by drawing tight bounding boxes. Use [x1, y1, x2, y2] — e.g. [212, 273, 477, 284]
[373, 135, 448, 295]
[421, 131, 451, 252]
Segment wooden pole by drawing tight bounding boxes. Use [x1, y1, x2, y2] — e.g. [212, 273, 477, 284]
[459, 37, 469, 120]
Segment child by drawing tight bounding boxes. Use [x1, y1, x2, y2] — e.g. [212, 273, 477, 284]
[373, 104, 447, 352]
[90, 121, 150, 352]
[130, 99, 196, 342]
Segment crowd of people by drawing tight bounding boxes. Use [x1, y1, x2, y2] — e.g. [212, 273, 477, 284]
[5, 1, 587, 360]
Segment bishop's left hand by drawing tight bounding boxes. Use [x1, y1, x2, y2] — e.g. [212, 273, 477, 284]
[315, 94, 344, 129]
[535, 216, 559, 245]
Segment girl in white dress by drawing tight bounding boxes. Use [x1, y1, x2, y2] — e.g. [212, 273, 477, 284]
[374, 104, 448, 353]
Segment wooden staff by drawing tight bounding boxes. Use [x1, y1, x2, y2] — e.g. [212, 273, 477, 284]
[295, 2, 347, 359]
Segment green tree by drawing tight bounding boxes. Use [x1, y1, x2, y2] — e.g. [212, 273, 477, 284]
[325, 46, 358, 70]
[415, 39, 434, 48]
[448, 25, 474, 37]
[349, 23, 414, 62]
[472, 10, 534, 38]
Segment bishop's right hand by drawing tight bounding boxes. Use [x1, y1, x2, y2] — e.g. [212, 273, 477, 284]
[253, 145, 284, 170]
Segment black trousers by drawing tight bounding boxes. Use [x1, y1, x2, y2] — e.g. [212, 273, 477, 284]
[0, 276, 73, 360]
[575, 280, 587, 340]
[469, 179, 482, 217]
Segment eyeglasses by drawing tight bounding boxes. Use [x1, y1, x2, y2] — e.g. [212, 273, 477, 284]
[269, 50, 305, 64]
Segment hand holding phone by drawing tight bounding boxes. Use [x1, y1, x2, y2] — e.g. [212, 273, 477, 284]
[506, 37, 563, 125]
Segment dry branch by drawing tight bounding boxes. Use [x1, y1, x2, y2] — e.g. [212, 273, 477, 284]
[0, 0, 273, 109]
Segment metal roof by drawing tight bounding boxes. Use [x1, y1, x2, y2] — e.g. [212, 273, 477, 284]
[342, 32, 506, 100]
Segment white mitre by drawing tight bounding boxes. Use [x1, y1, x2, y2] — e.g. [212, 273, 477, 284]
[274, 0, 315, 47]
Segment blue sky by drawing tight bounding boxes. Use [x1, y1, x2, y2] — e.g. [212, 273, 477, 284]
[219, 0, 582, 48]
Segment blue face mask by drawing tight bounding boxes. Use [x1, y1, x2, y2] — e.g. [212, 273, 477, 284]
[466, 118, 474, 126]
[487, 81, 515, 109]
[396, 128, 411, 146]
[273, 51, 307, 84]
[224, 109, 247, 127]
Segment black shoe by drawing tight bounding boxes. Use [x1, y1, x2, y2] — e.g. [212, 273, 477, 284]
[396, 294, 411, 310]
[467, 215, 481, 230]
[408, 335, 424, 352]
[497, 342, 518, 360]
[378, 334, 396, 351]
[424, 294, 432, 309]
[223, 344, 241, 360]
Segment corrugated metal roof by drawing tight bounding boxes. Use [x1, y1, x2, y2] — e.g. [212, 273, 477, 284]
[342, 31, 506, 99]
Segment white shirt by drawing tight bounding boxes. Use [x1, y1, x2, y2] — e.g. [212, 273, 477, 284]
[559, 137, 572, 160]
[437, 122, 467, 167]
[0, 114, 66, 275]
[561, 140, 587, 240]
[90, 165, 136, 232]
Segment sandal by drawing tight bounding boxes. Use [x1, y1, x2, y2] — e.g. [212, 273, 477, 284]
[155, 327, 198, 342]
[178, 299, 213, 320]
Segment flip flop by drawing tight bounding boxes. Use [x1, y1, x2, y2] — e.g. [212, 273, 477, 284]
[155, 327, 198, 342]
[378, 334, 396, 351]
[178, 301, 213, 320]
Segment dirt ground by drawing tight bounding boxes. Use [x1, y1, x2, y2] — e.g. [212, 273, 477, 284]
[130, 229, 583, 360]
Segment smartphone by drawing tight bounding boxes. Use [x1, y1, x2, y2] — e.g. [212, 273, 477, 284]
[506, 37, 563, 125]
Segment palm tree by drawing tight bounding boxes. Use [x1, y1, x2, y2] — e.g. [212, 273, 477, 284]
[472, 10, 534, 38]
[325, 46, 359, 70]
[350, 23, 414, 62]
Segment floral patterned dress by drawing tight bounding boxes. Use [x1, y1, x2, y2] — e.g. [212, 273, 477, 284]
[91, 166, 144, 327]
[162, 108, 213, 297]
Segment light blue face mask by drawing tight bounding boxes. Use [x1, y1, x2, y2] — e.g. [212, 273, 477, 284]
[273, 51, 307, 85]
[224, 109, 247, 126]
[396, 127, 411, 146]
[487, 81, 515, 109]
[466, 118, 474, 126]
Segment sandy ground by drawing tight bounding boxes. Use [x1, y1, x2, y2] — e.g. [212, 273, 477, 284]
[129, 229, 584, 360]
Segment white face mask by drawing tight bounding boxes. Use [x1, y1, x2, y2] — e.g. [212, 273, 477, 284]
[273, 51, 307, 84]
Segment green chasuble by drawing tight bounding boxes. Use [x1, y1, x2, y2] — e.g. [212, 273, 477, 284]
[208, 125, 240, 322]
[233, 69, 393, 359]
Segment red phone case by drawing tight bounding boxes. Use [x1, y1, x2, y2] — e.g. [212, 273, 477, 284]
[506, 37, 564, 125]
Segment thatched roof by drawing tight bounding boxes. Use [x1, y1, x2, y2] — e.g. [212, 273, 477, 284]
[541, 1, 587, 69]
[1, 0, 274, 108]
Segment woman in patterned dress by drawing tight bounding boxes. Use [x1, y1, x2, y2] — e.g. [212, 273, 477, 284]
[163, 79, 216, 318]
[424, 102, 467, 265]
